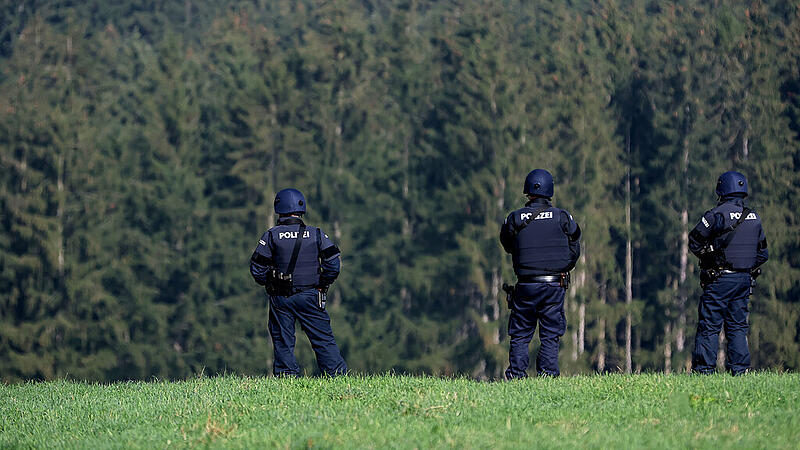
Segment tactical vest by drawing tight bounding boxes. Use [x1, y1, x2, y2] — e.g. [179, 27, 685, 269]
[267, 224, 322, 287]
[513, 206, 572, 274]
[710, 202, 762, 270]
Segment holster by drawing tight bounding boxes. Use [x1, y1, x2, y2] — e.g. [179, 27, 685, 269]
[699, 268, 720, 289]
[317, 289, 327, 310]
[560, 272, 571, 290]
[749, 268, 761, 295]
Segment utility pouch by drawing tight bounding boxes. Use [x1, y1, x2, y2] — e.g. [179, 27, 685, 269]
[266, 269, 294, 296]
[697, 245, 719, 267]
[502, 283, 515, 308]
[696, 243, 716, 258]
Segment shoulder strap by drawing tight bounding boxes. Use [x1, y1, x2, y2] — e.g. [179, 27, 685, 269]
[718, 207, 751, 250]
[286, 224, 306, 275]
[512, 204, 552, 236]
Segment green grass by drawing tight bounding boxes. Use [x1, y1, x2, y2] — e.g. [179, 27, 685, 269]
[2, 373, 799, 449]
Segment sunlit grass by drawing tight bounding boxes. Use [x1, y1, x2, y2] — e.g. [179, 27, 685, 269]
[2, 372, 798, 448]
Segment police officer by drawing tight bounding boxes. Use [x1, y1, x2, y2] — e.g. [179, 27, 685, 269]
[689, 171, 768, 375]
[500, 169, 581, 378]
[249, 188, 347, 376]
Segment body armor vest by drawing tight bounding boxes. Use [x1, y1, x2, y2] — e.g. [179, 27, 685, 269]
[514, 206, 572, 274]
[710, 202, 762, 270]
[268, 224, 322, 287]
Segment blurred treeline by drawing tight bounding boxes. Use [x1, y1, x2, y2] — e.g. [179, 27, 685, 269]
[1, 0, 798, 382]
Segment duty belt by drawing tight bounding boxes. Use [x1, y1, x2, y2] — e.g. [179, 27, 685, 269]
[720, 269, 749, 274]
[700, 267, 751, 290]
[517, 274, 562, 283]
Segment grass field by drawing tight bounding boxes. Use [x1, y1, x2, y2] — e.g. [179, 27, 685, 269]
[2, 373, 799, 448]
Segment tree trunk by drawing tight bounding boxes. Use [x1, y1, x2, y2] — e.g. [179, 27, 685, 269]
[677, 209, 688, 353]
[578, 302, 585, 356]
[664, 322, 672, 374]
[402, 138, 412, 237]
[598, 284, 606, 373]
[185, 0, 192, 26]
[743, 133, 748, 160]
[267, 104, 278, 228]
[574, 254, 586, 359]
[625, 126, 633, 374]
[625, 243, 632, 374]
[57, 154, 65, 278]
[635, 327, 642, 374]
[332, 220, 343, 308]
[677, 116, 691, 354]
[491, 268, 500, 324]
[571, 329, 578, 361]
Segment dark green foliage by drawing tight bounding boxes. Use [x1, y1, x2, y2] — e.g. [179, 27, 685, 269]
[0, 0, 798, 382]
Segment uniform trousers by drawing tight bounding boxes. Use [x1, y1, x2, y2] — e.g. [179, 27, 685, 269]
[692, 272, 751, 375]
[506, 282, 566, 379]
[269, 288, 347, 376]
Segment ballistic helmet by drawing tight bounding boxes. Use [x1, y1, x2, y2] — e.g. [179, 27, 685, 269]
[715, 171, 748, 198]
[523, 169, 554, 198]
[274, 188, 306, 215]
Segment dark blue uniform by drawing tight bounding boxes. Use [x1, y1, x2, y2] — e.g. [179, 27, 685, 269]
[250, 216, 347, 376]
[500, 197, 581, 378]
[688, 196, 768, 374]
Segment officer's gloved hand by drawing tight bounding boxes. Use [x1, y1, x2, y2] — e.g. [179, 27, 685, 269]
[502, 283, 514, 308]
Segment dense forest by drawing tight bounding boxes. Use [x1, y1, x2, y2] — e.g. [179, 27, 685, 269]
[1, 0, 798, 382]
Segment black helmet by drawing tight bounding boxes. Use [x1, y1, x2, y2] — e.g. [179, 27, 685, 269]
[715, 171, 748, 198]
[523, 169, 554, 198]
